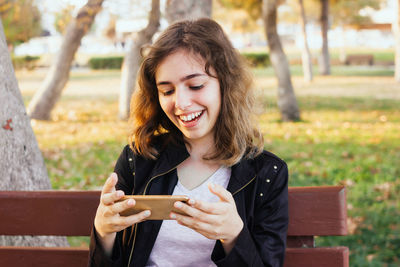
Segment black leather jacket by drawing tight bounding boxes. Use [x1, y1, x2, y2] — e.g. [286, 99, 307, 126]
[89, 138, 288, 267]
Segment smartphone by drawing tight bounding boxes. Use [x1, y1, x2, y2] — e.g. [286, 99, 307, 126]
[117, 195, 189, 220]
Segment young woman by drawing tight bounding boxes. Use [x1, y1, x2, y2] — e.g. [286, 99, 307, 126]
[89, 18, 288, 267]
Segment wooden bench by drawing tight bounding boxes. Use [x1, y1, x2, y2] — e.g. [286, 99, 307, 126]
[0, 186, 348, 267]
[344, 54, 374, 65]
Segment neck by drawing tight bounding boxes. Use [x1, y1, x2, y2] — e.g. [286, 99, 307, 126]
[185, 136, 215, 163]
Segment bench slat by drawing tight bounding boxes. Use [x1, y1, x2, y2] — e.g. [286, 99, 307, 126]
[285, 247, 349, 267]
[0, 246, 349, 267]
[0, 191, 100, 236]
[288, 186, 347, 236]
[0, 247, 89, 267]
[0, 186, 347, 237]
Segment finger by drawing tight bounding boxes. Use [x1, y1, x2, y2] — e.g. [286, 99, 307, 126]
[111, 198, 136, 214]
[173, 201, 225, 226]
[105, 209, 151, 233]
[173, 201, 208, 219]
[102, 190, 124, 205]
[117, 210, 151, 228]
[101, 173, 118, 195]
[173, 212, 222, 240]
[186, 199, 225, 215]
[208, 183, 234, 203]
[173, 212, 208, 230]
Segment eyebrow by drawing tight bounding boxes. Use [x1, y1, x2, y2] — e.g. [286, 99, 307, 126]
[156, 73, 206, 86]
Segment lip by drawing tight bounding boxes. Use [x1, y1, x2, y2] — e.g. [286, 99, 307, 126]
[176, 110, 203, 117]
[177, 110, 204, 128]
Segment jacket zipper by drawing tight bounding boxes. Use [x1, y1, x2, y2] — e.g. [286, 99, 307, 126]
[232, 175, 256, 196]
[127, 169, 256, 266]
[127, 165, 179, 267]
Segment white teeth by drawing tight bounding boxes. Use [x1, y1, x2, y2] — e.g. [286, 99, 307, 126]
[180, 111, 202, 122]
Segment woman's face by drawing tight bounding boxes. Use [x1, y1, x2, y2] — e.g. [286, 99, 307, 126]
[155, 50, 221, 145]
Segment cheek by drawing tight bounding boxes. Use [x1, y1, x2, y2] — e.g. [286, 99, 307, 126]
[158, 96, 173, 116]
[210, 84, 222, 113]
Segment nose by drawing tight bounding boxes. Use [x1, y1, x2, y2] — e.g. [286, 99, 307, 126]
[174, 87, 192, 110]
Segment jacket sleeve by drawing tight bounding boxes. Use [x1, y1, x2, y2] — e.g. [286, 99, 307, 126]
[88, 145, 135, 267]
[212, 161, 289, 267]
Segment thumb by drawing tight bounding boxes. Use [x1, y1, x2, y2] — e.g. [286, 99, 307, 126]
[208, 183, 233, 203]
[102, 172, 118, 195]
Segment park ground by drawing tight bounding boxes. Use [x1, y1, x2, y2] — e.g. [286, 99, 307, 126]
[17, 64, 400, 266]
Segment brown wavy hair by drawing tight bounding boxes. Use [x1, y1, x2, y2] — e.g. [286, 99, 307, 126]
[128, 18, 263, 166]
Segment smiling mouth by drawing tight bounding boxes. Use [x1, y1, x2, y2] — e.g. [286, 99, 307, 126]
[178, 111, 203, 123]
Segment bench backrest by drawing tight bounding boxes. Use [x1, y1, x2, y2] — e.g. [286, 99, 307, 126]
[0, 186, 348, 267]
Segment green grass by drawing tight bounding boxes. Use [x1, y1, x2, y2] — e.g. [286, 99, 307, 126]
[258, 96, 400, 266]
[253, 65, 395, 77]
[21, 69, 400, 266]
[282, 48, 395, 63]
[68, 70, 121, 81]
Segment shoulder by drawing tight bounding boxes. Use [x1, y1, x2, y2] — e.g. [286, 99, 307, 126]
[249, 149, 288, 175]
[249, 151, 288, 204]
[245, 150, 289, 194]
[121, 134, 171, 161]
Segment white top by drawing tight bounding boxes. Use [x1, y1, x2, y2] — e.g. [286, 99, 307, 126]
[145, 167, 231, 267]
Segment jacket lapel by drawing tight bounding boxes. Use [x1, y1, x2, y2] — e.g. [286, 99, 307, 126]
[227, 158, 257, 195]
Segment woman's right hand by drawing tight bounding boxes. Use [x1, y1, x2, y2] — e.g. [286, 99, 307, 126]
[94, 173, 151, 255]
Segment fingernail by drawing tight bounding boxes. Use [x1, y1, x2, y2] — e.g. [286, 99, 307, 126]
[144, 210, 151, 216]
[127, 199, 134, 205]
[188, 199, 195, 205]
[117, 191, 123, 197]
[170, 213, 176, 219]
[175, 202, 182, 208]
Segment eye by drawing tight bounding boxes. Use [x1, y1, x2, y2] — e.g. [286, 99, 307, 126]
[163, 90, 174, 96]
[189, 85, 204, 90]
[159, 89, 174, 96]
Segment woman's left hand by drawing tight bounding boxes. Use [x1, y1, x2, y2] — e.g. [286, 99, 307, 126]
[170, 182, 243, 254]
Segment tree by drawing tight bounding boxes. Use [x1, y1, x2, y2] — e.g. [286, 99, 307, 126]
[0, 19, 67, 247]
[317, 0, 384, 75]
[330, 0, 382, 26]
[298, 0, 313, 82]
[118, 0, 160, 120]
[319, 0, 330, 75]
[263, 0, 300, 121]
[395, 0, 400, 82]
[27, 0, 104, 120]
[165, 0, 212, 23]
[218, 0, 300, 121]
[103, 14, 117, 43]
[54, 4, 74, 35]
[219, 0, 261, 20]
[0, 0, 41, 47]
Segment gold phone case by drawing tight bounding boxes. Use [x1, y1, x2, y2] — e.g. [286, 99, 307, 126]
[117, 195, 189, 220]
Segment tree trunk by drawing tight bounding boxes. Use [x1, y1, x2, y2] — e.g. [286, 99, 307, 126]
[119, 0, 160, 120]
[319, 0, 330, 75]
[339, 24, 347, 64]
[298, 0, 313, 82]
[27, 0, 104, 120]
[395, 0, 400, 82]
[0, 19, 68, 247]
[165, 0, 212, 23]
[263, 0, 300, 122]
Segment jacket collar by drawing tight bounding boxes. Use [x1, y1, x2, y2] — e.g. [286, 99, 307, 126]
[151, 138, 256, 195]
[150, 137, 190, 177]
[228, 158, 256, 195]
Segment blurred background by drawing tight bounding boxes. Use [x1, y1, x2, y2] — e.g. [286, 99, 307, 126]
[1, 0, 399, 266]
